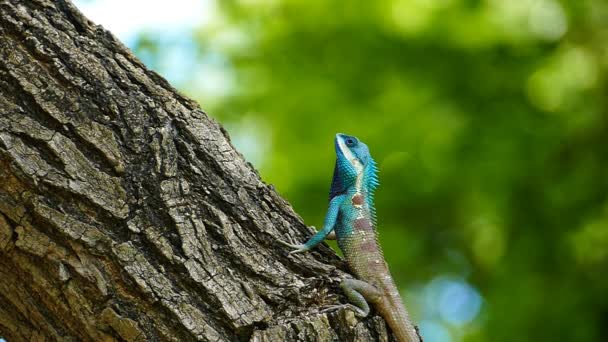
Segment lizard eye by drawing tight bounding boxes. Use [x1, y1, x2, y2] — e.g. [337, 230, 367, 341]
[345, 138, 357, 147]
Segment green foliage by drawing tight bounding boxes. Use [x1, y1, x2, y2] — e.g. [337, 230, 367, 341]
[137, 0, 608, 340]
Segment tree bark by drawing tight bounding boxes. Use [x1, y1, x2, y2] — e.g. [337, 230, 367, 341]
[0, 1, 395, 341]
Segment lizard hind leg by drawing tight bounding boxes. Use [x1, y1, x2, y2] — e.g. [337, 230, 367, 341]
[331, 278, 382, 317]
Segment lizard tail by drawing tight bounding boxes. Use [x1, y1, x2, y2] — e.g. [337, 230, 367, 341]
[377, 281, 422, 342]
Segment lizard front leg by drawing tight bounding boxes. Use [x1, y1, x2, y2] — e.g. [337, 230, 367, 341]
[278, 194, 345, 254]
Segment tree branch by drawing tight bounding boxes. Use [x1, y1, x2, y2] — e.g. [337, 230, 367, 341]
[0, 0, 395, 340]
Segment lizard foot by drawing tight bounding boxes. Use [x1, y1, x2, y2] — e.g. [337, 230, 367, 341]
[277, 235, 310, 255]
[319, 304, 367, 317]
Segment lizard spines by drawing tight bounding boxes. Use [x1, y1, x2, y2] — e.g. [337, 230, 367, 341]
[365, 157, 379, 226]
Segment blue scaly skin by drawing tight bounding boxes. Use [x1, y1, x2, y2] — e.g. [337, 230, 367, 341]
[280, 133, 421, 342]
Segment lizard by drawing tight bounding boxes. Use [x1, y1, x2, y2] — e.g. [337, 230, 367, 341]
[279, 133, 421, 342]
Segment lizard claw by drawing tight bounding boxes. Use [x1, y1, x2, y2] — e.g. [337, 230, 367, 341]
[320, 304, 355, 314]
[278, 225, 319, 255]
[277, 236, 310, 255]
[320, 304, 366, 317]
[277, 238, 298, 248]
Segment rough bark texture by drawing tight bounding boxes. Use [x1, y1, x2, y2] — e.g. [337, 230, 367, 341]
[0, 1, 397, 341]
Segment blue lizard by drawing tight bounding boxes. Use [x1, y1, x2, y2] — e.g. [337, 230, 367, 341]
[280, 133, 421, 342]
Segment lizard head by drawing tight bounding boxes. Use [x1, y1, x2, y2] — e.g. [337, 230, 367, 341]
[329, 133, 378, 199]
[335, 133, 370, 173]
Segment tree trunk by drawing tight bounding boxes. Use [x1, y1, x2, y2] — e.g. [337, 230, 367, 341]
[0, 1, 395, 341]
